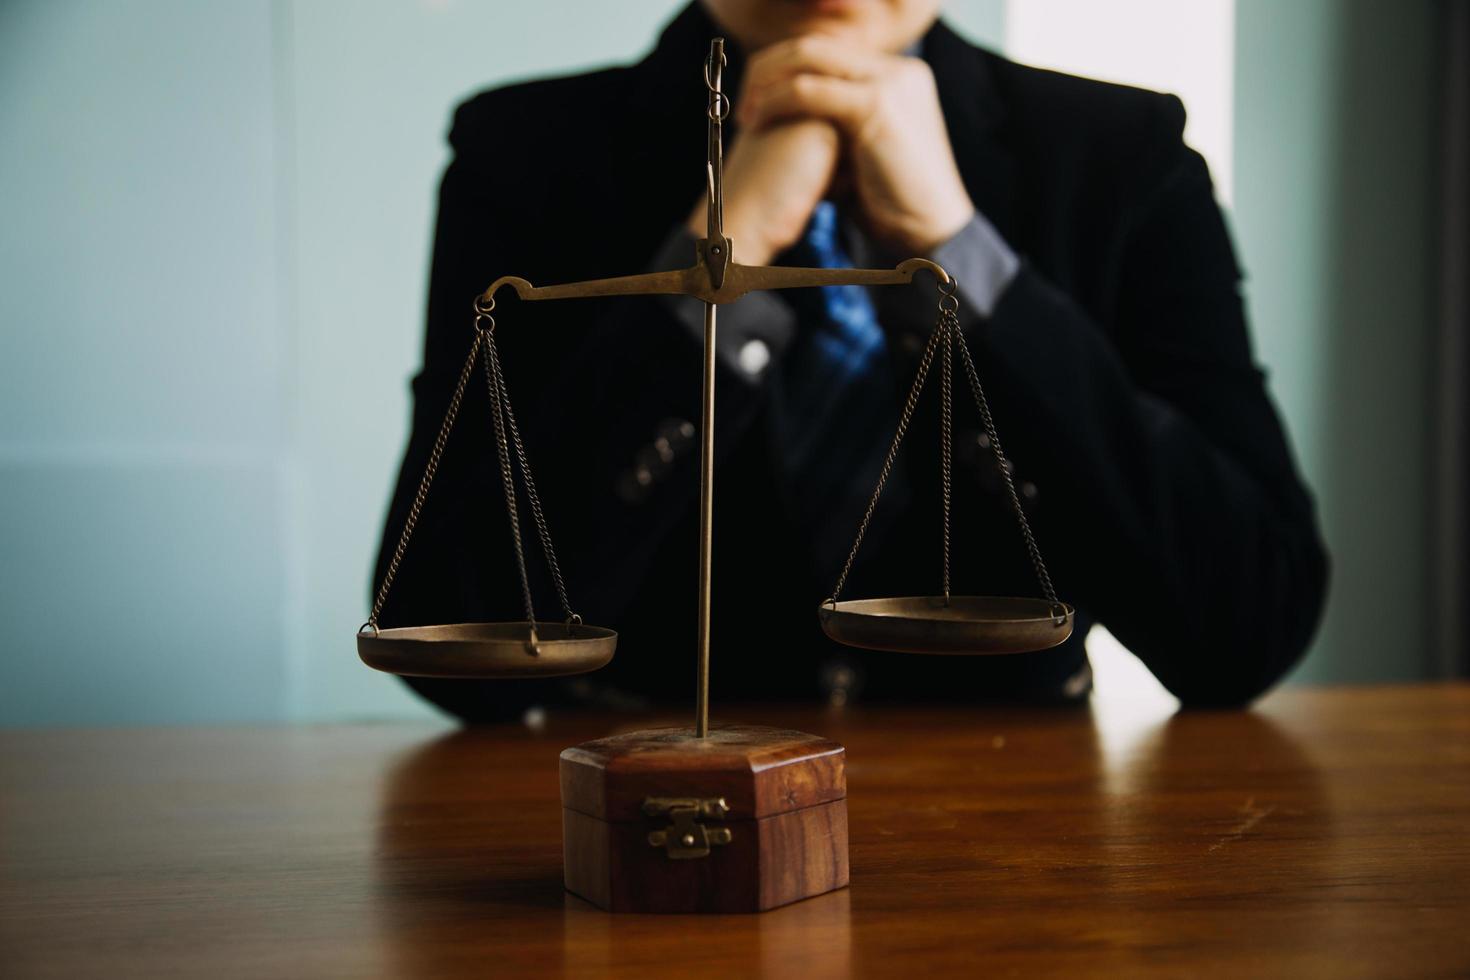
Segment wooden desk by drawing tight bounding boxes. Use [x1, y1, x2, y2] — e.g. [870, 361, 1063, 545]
[2, 685, 1467, 977]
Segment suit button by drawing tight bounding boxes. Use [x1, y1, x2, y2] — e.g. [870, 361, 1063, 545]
[615, 468, 650, 503]
[616, 458, 658, 503]
[618, 419, 699, 502]
[636, 445, 671, 482]
[660, 418, 696, 445]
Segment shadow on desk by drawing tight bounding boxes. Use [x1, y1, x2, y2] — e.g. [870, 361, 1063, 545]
[368, 703, 1329, 975]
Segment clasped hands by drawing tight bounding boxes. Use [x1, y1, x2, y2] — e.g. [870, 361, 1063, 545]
[685, 35, 976, 266]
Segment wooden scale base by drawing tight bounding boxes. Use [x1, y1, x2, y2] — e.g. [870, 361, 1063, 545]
[355, 37, 1072, 916]
[559, 725, 848, 913]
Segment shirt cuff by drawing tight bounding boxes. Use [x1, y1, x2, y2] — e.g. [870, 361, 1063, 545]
[648, 224, 798, 382]
[931, 210, 1021, 317]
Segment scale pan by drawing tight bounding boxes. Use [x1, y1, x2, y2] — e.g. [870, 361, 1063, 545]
[357, 621, 617, 679]
[819, 596, 1074, 655]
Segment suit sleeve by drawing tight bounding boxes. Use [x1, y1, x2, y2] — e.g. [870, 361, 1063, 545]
[959, 95, 1329, 706]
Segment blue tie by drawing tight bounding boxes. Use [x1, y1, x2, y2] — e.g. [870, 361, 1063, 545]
[771, 201, 905, 582]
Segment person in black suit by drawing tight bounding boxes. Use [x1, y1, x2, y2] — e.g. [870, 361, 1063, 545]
[373, 0, 1329, 721]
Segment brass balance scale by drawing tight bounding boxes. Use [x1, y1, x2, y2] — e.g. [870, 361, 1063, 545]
[357, 38, 1073, 914]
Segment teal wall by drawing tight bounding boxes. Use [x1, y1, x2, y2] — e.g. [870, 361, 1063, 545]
[0, 0, 697, 726]
[1, 1, 290, 725]
[0, 0, 1438, 725]
[1232, 0, 1438, 683]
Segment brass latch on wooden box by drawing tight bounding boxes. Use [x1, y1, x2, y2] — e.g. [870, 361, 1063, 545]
[643, 797, 732, 859]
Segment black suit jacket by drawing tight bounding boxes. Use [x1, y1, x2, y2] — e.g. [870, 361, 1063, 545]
[374, 2, 1329, 720]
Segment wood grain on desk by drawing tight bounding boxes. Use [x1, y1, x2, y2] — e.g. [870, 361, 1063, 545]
[1, 685, 1467, 978]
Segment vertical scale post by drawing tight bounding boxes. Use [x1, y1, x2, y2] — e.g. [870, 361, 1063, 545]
[696, 302, 716, 738]
[695, 38, 728, 739]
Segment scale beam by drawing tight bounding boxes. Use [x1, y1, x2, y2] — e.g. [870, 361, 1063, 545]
[479, 255, 950, 308]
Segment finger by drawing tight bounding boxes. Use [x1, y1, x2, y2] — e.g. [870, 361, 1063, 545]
[745, 35, 889, 90]
[743, 73, 875, 136]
